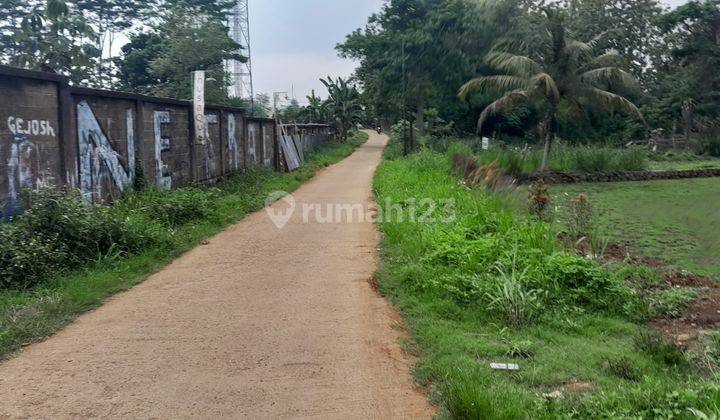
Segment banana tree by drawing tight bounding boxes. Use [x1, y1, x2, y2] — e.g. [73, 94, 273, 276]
[320, 76, 364, 140]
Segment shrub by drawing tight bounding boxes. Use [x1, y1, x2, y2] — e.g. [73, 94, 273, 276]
[423, 228, 501, 272]
[467, 141, 648, 176]
[545, 253, 639, 314]
[635, 331, 687, 367]
[15, 188, 101, 265]
[557, 380, 720, 418]
[611, 264, 663, 289]
[528, 179, 552, 222]
[0, 187, 171, 290]
[487, 261, 546, 326]
[570, 146, 614, 172]
[649, 288, 698, 318]
[504, 339, 536, 358]
[577, 229, 611, 262]
[614, 148, 647, 171]
[0, 223, 65, 289]
[700, 137, 720, 157]
[604, 356, 643, 382]
[707, 332, 720, 362]
[567, 193, 593, 235]
[564, 146, 648, 172]
[498, 150, 527, 178]
[99, 208, 170, 254]
[118, 187, 218, 227]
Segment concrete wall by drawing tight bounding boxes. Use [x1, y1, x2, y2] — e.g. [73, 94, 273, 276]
[0, 65, 333, 219]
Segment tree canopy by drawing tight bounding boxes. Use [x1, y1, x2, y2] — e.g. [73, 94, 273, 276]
[338, 0, 720, 155]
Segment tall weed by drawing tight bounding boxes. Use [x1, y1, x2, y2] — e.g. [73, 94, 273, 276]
[487, 261, 546, 326]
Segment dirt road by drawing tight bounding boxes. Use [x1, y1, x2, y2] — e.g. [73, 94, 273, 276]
[0, 131, 432, 419]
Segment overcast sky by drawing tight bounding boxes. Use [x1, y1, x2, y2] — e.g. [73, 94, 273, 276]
[249, 0, 689, 103]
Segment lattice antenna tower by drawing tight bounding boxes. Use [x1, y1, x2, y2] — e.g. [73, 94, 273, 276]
[226, 0, 254, 102]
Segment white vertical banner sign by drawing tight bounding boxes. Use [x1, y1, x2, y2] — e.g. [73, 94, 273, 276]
[482, 137, 490, 151]
[193, 70, 206, 145]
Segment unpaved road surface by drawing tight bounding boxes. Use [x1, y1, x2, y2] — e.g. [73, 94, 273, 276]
[0, 132, 433, 419]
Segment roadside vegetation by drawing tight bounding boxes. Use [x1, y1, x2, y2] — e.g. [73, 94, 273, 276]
[374, 136, 720, 418]
[425, 137, 720, 177]
[425, 139, 649, 177]
[0, 132, 368, 359]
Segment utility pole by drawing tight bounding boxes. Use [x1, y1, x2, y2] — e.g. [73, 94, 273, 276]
[226, 0, 255, 111]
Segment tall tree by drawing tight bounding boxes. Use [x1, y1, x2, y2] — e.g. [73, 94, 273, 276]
[158, 0, 236, 19]
[337, 0, 495, 134]
[460, 8, 643, 170]
[651, 0, 720, 125]
[74, 0, 150, 87]
[116, 7, 245, 103]
[525, 0, 664, 83]
[115, 32, 164, 93]
[0, 0, 98, 82]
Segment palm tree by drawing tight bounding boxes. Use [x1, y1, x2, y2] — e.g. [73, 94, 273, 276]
[460, 9, 644, 171]
[321, 76, 364, 140]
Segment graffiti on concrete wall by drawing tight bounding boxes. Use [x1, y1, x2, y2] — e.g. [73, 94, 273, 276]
[77, 101, 135, 203]
[247, 123, 258, 164]
[227, 113, 240, 171]
[5, 132, 40, 220]
[5, 114, 57, 220]
[0, 66, 336, 218]
[153, 111, 172, 190]
[7, 117, 56, 138]
[263, 125, 274, 167]
[200, 114, 218, 180]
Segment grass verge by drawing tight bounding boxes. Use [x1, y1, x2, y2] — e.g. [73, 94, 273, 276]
[0, 131, 368, 360]
[374, 142, 720, 418]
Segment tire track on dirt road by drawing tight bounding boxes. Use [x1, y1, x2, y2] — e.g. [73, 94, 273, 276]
[0, 131, 433, 419]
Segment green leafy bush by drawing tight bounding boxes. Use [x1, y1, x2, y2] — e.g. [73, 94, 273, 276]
[603, 356, 643, 382]
[613, 147, 647, 172]
[635, 332, 687, 367]
[0, 223, 65, 289]
[649, 288, 698, 318]
[504, 339, 536, 358]
[707, 332, 720, 362]
[0, 188, 160, 289]
[0, 187, 183, 290]
[545, 252, 639, 314]
[700, 137, 720, 157]
[611, 263, 664, 289]
[487, 274, 545, 327]
[118, 187, 218, 228]
[15, 188, 102, 264]
[561, 146, 647, 172]
[557, 380, 720, 418]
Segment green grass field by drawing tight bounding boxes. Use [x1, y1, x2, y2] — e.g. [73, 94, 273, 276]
[374, 144, 720, 418]
[649, 160, 720, 171]
[553, 178, 720, 277]
[0, 132, 368, 360]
